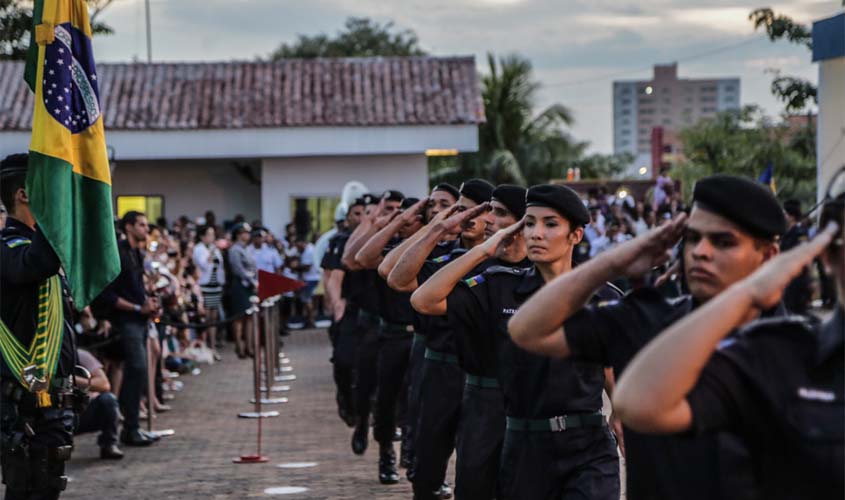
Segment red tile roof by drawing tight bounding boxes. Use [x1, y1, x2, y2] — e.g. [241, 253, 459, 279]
[0, 57, 483, 131]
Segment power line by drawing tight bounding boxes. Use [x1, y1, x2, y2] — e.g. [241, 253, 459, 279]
[542, 34, 764, 89]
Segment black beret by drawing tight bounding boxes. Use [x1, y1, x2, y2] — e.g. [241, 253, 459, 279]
[693, 175, 786, 239]
[362, 194, 380, 205]
[0, 153, 28, 179]
[350, 197, 366, 209]
[492, 184, 527, 219]
[459, 178, 495, 205]
[250, 228, 266, 238]
[526, 184, 590, 227]
[382, 190, 405, 202]
[432, 183, 460, 201]
[401, 197, 420, 210]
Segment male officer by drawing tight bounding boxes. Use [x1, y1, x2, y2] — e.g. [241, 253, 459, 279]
[510, 175, 788, 500]
[341, 192, 403, 456]
[0, 154, 79, 499]
[780, 199, 811, 313]
[322, 197, 366, 426]
[613, 171, 844, 500]
[386, 179, 495, 500]
[411, 184, 528, 499]
[355, 197, 429, 484]
[377, 184, 460, 475]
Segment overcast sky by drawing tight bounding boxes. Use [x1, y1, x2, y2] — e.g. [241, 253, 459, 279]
[91, 0, 842, 153]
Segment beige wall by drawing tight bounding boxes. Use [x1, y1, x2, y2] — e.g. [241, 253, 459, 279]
[818, 57, 845, 202]
[261, 154, 428, 237]
[111, 159, 261, 224]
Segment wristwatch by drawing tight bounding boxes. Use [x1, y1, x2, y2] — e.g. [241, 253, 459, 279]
[133, 303, 142, 313]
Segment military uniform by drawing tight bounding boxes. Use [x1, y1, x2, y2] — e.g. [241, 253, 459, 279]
[403, 238, 457, 475]
[686, 308, 844, 500]
[1, 218, 79, 500]
[447, 257, 529, 500]
[780, 223, 811, 314]
[464, 265, 621, 500]
[565, 288, 786, 500]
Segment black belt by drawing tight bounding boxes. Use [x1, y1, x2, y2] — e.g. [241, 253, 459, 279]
[380, 321, 414, 334]
[1, 377, 76, 410]
[465, 374, 499, 389]
[506, 412, 605, 432]
[358, 309, 381, 323]
[424, 348, 458, 365]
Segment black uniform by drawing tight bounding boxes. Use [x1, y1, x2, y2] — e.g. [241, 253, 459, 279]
[463, 266, 620, 500]
[687, 308, 844, 500]
[447, 257, 530, 500]
[374, 238, 415, 447]
[403, 239, 457, 475]
[564, 287, 786, 500]
[780, 224, 811, 314]
[411, 243, 468, 498]
[1, 218, 78, 500]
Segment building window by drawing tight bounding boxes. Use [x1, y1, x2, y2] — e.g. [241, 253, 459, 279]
[701, 106, 717, 113]
[116, 195, 164, 222]
[639, 128, 649, 134]
[700, 95, 716, 103]
[639, 108, 655, 115]
[621, 140, 630, 146]
[700, 85, 717, 92]
[662, 119, 672, 125]
[621, 98, 631, 105]
[724, 85, 735, 92]
[621, 87, 632, 95]
[621, 109, 631, 116]
[621, 129, 631, 135]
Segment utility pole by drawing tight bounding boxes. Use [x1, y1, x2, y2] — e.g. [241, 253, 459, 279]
[144, 0, 152, 62]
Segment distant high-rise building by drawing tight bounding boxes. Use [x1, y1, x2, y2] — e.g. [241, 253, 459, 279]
[613, 63, 740, 177]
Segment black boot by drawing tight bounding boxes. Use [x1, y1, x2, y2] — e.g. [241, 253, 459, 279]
[378, 443, 400, 485]
[351, 420, 369, 455]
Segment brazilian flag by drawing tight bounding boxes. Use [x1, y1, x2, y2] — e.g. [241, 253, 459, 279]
[23, 0, 119, 307]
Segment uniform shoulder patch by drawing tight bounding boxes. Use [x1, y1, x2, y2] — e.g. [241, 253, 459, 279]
[431, 254, 452, 264]
[463, 274, 485, 288]
[3, 237, 31, 248]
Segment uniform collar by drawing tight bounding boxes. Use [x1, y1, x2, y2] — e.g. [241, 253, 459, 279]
[515, 266, 546, 297]
[816, 306, 844, 365]
[3, 216, 34, 237]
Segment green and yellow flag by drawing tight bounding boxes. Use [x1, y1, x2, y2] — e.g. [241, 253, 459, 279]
[24, 0, 119, 308]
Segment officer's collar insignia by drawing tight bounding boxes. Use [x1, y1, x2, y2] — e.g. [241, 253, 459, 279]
[596, 300, 619, 308]
[797, 387, 836, 402]
[431, 254, 451, 263]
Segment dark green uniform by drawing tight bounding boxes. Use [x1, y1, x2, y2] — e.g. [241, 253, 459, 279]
[1, 218, 79, 500]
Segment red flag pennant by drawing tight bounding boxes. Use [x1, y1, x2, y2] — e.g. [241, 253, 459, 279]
[258, 270, 305, 301]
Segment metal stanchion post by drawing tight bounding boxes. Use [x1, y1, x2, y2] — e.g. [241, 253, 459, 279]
[238, 299, 280, 418]
[274, 296, 296, 383]
[254, 298, 287, 405]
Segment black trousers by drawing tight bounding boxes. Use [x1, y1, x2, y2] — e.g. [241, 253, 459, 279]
[403, 335, 426, 462]
[332, 306, 360, 416]
[116, 319, 148, 434]
[498, 425, 619, 500]
[455, 384, 505, 500]
[1, 393, 74, 500]
[354, 312, 381, 426]
[374, 334, 412, 445]
[75, 392, 120, 448]
[412, 358, 464, 498]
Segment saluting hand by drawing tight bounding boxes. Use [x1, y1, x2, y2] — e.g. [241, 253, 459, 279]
[480, 218, 526, 258]
[375, 209, 401, 230]
[609, 213, 687, 279]
[438, 202, 491, 236]
[741, 222, 839, 310]
[401, 197, 430, 224]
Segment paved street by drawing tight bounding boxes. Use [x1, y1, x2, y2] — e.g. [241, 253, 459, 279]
[60, 329, 432, 499]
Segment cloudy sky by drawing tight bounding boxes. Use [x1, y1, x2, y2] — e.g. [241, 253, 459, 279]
[91, 0, 842, 153]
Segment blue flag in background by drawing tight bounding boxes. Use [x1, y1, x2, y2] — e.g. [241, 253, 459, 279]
[758, 162, 776, 193]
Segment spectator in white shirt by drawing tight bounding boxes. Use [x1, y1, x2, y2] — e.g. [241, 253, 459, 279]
[247, 229, 283, 274]
[295, 235, 321, 327]
[192, 225, 225, 356]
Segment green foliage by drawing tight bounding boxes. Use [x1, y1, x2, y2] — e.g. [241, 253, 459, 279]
[675, 106, 816, 206]
[749, 8, 817, 113]
[0, 0, 113, 60]
[571, 152, 634, 180]
[270, 17, 426, 59]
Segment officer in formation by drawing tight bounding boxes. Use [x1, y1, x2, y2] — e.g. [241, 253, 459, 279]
[510, 176, 843, 500]
[0, 154, 83, 499]
[612, 169, 844, 499]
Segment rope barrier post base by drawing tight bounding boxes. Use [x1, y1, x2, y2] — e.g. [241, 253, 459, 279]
[260, 385, 291, 392]
[275, 374, 297, 382]
[233, 455, 269, 464]
[237, 410, 280, 419]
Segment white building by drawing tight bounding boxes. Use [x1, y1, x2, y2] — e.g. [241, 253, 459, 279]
[0, 57, 482, 236]
[613, 63, 740, 178]
[812, 12, 845, 201]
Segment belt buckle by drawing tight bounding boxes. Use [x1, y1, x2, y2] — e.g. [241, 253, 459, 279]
[551, 415, 566, 432]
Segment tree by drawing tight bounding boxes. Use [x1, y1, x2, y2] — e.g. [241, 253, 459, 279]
[675, 105, 816, 206]
[748, 8, 817, 113]
[270, 17, 426, 60]
[1, 0, 114, 60]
